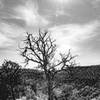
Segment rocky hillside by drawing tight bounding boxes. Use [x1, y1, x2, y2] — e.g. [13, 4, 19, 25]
[20, 65, 100, 87]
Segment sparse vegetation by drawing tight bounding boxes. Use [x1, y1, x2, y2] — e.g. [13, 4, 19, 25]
[0, 60, 22, 100]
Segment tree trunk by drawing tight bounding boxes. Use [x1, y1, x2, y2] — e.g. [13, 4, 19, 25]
[11, 86, 16, 100]
[48, 86, 53, 100]
[47, 77, 53, 100]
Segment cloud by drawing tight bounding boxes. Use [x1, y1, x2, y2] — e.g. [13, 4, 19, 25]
[50, 0, 81, 5]
[0, 21, 25, 50]
[49, 20, 99, 52]
[88, 0, 100, 7]
[0, 33, 12, 48]
[46, 0, 97, 24]
[0, 0, 3, 8]
[93, 0, 100, 2]
[48, 0, 73, 17]
[14, 0, 49, 28]
[49, 20, 100, 65]
[0, 20, 25, 65]
[49, 0, 84, 9]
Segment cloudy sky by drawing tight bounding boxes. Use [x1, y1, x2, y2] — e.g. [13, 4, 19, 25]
[0, 0, 100, 66]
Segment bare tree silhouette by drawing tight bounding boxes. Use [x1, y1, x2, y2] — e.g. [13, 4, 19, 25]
[21, 30, 76, 100]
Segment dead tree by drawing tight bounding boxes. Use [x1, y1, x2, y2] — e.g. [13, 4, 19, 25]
[21, 30, 76, 100]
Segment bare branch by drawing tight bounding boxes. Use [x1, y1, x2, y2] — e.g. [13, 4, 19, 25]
[20, 30, 77, 100]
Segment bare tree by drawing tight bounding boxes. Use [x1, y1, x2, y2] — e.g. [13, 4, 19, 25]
[21, 30, 76, 100]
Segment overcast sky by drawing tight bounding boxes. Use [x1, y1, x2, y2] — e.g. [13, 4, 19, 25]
[0, 0, 100, 66]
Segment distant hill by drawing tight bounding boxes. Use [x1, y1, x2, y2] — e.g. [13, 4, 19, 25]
[1, 65, 100, 87]
[70, 65, 100, 80]
[68, 65, 100, 88]
[20, 65, 100, 87]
